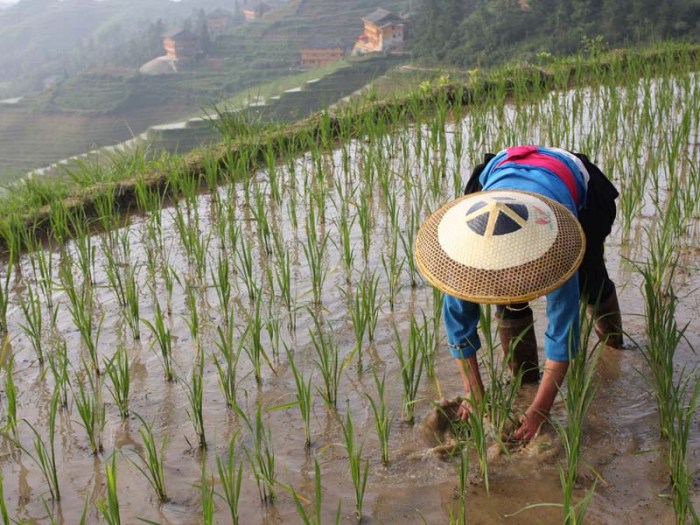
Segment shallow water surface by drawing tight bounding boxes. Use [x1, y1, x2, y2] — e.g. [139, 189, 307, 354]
[1, 73, 699, 524]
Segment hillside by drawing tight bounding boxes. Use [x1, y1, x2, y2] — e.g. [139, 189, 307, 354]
[0, 0, 410, 177]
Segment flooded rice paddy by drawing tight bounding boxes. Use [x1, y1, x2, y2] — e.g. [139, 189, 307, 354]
[1, 70, 700, 524]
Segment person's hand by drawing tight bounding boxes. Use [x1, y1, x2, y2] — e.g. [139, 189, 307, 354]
[512, 408, 546, 441]
[457, 398, 473, 421]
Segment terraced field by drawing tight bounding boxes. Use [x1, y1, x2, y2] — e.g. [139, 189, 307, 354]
[0, 0, 410, 179]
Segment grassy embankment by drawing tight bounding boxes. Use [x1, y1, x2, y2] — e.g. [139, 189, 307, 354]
[0, 41, 697, 254]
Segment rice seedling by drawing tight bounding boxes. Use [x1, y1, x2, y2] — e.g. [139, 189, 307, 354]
[251, 182, 272, 254]
[356, 190, 372, 265]
[448, 441, 470, 525]
[637, 259, 685, 439]
[104, 344, 131, 419]
[665, 368, 700, 524]
[62, 265, 103, 375]
[479, 306, 521, 441]
[272, 245, 295, 330]
[393, 318, 425, 424]
[398, 203, 421, 288]
[291, 457, 322, 525]
[333, 208, 356, 283]
[213, 311, 246, 409]
[183, 279, 201, 349]
[244, 294, 274, 384]
[97, 453, 121, 525]
[0, 467, 10, 525]
[182, 349, 207, 449]
[242, 403, 277, 504]
[465, 395, 490, 495]
[415, 311, 438, 379]
[123, 261, 141, 340]
[69, 212, 97, 288]
[19, 391, 61, 501]
[339, 407, 369, 521]
[73, 364, 106, 455]
[47, 339, 70, 408]
[287, 345, 314, 449]
[347, 287, 368, 371]
[235, 233, 259, 302]
[103, 242, 127, 311]
[142, 301, 176, 382]
[309, 315, 342, 410]
[3, 355, 18, 442]
[161, 259, 179, 316]
[216, 432, 244, 525]
[199, 453, 215, 525]
[360, 270, 381, 344]
[0, 256, 13, 335]
[552, 301, 602, 524]
[31, 242, 54, 310]
[365, 367, 393, 465]
[301, 216, 329, 307]
[381, 245, 404, 312]
[129, 414, 168, 503]
[211, 250, 232, 326]
[19, 284, 44, 366]
[265, 307, 281, 362]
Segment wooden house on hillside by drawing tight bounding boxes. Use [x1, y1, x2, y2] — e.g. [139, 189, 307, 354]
[241, 2, 270, 22]
[163, 29, 201, 61]
[300, 39, 347, 68]
[353, 8, 405, 55]
[206, 9, 233, 34]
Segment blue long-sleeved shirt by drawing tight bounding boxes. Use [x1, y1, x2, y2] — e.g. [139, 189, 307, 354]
[444, 146, 590, 362]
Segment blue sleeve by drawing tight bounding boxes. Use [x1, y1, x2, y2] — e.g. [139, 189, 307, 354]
[443, 294, 481, 359]
[544, 274, 580, 361]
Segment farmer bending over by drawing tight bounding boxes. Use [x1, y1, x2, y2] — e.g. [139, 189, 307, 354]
[415, 146, 622, 442]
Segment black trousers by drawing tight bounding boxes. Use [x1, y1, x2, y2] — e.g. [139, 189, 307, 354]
[464, 152, 619, 320]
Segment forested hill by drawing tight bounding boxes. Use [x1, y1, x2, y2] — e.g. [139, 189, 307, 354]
[412, 0, 700, 66]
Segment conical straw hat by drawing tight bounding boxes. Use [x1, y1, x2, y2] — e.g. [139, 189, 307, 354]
[415, 190, 585, 304]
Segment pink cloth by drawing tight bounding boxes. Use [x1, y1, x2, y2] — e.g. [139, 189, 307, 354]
[498, 145, 578, 203]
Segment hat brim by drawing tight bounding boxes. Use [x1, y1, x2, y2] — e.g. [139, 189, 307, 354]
[415, 190, 585, 304]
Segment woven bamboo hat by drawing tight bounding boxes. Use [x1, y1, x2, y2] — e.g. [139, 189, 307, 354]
[415, 190, 585, 304]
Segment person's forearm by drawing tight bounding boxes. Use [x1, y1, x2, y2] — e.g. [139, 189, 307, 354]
[514, 358, 569, 440]
[454, 356, 484, 402]
[530, 358, 568, 414]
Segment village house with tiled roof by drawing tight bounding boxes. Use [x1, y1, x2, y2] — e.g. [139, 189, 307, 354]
[300, 38, 348, 68]
[353, 8, 405, 55]
[241, 2, 270, 22]
[162, 29, 201, 60]
[206, 9, 233, 34]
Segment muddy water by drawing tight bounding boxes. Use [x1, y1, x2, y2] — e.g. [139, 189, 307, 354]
[1, 77, 700, 524]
